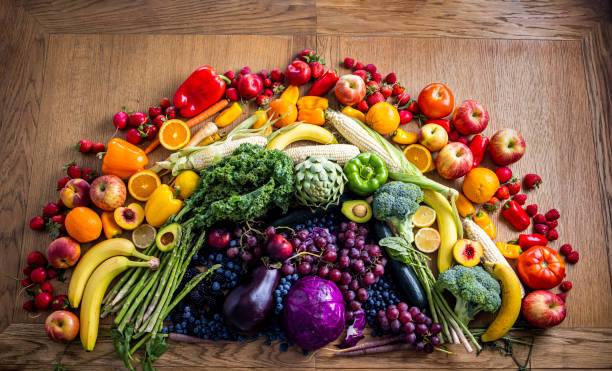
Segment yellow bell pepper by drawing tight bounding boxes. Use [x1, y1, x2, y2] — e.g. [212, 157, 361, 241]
[341, 106, 366, 123]
[473, 210, 497, 239]
[496, 242, 522, 259]
[144, 184, 184, 227]
[174, 170, 200, 199]
[297, 108, 325, 126]
[456, 193, 475, 217]
[214, 102, 242, 128]
[280, 85, 299, 104]
[391, 128, 418, 145]
[101, 211, 122, 239]
[297, 96, 328, 111]
[253, 110, 272, 135]
[270, 99, 297, 128]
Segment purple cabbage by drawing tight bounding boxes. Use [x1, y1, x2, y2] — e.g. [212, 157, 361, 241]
[336, 309, 366, 348]
[282, 276, 345, 350]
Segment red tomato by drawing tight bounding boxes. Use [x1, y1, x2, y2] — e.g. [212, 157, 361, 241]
[417, 83, 454, 119]
[517, 246, 566, 289]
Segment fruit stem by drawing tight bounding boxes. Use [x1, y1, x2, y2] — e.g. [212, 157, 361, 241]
[132, 250, 154, 261]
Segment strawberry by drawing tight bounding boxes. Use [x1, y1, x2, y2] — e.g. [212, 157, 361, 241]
[40, 281, 53, 295]
[484, 196, 501, 212]
[557, 293, 567, 302]
[128, 112, 147, 127]
[448, 130, 460, 142]
[534, 223, 549, 235]
[270, 69, 284, 82]
[299, 49, 312, 59]
[353, 62, 365, 71]
[92, 142, 105, 153]
[380, 85, 393, 99]
[365, 64, 377, 74]
[392, 83, 405, 96]
[512, 193, 527, 205]
[63, 162, 82, 179]
[223, 70, 235, 80]
[560, 281, 572, 291]
[310, 61, 324, 79]
[165, 106, 177, 119]
[23, 300, 36, 312]
[34, 292, 52, 310]
[50, 295, 69, 311]
[263, 78, 272, 88]
[371, 72, 382, 83]
[159, 97, 171, 109]
[56, 198, 65, 209]
[353, 70, 368, 82]
[29, 216, 45, 230]
[126, 128, 143, 145]
[357, 100, 369, 113]
[271, 82, 285, 94]
[152, 114, 166, 128]
[495, 185, 510, 200]
[566, 251, 579, 264]
[366, 80, 380, 93]
[256, 95, 270, 107]
[367, 92, 385, 106]
[507, 178, 521, 194]
[76, 139, 93, 153]
[344, 57, 355, 69]
[523, 173, 542, 190]
[42, 202, 59, 217]
[525, 204, 538, 217]
[407, 101, 420, 114]
[263, 88, 274, 97]
[240, 66, 251, 75]
[225, 88, 239, 102]
[533, 214, 546, 224]
[82, 168, 96, 182]
[148, 106, 162, 118]
[57, 177, 70, 190]
[27, 251, 46, 267]
[397, 93, 411, 106]
[142, 124, 158, 139]
[384, 73, 397, 85]
[50, 214, 65, 231]
[547, 229, 558, 241]
[545, 208, 560, 221]
[546, 220, 558, 229]
[559, 244, 572, 256]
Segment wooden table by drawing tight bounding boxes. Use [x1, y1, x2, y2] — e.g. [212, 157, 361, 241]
[1, 1, 611, 369]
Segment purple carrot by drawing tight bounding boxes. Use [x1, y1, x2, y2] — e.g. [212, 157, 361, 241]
[335, 342, 413, 356]
[335, 335, 402, 353]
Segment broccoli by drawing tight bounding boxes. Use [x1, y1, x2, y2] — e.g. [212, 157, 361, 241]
[372, 181, 424, 244]
[435, 265, 502, 326]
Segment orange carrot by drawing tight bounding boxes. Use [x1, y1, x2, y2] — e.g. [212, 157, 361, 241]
[144, 99, 229, 154]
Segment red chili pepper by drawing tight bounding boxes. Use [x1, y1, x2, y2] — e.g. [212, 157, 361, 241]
[518, 233, 548, 249]
[173, 66, 228, 117]
[425, 119, 451, 133]
[469, 134, 489, 168]
[502, 200, 531, 231]
[308, 69, 339, 96]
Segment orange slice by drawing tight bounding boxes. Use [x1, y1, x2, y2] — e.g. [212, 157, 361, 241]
[128, 170, 161, 201]
[403, 144, 432, 173]
[158, 119, 191, 150]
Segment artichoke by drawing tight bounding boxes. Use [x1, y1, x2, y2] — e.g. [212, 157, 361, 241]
[294, 156, 347, 210]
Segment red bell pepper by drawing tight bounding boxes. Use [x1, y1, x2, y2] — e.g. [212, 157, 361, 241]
[425, 119, 451, 133]
[502, 200, 531, 231]
[469, 134, 489, 168]
[517, 233, 548, 249]
[173, 66, 228, 117]
[308, 69, 339, 96]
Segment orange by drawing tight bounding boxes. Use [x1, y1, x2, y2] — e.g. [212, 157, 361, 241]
[65, 207, 102, 243]
[128, 170, 161, 202]
[462, 167, 501, 203]
[158, 119, 191, 150]
[403, 144, 432, 173]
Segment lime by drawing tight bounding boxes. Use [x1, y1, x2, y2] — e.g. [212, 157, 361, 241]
[132, 224, 156, 249]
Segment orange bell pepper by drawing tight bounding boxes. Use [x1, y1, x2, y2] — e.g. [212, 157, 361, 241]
[270, 99, 298, 128]
[280, 85, 299, 105]
[101, 138, 148, 179]
[297, 96, 328, 111]
[101, 211, 122, 239]
[297, 108, 325, 126]
[253, 110, 272, 135]
[456, 193, 475, 218]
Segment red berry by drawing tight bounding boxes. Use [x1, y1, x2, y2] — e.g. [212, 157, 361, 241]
[113, 111, 128, 130]
[27, 251, 46, 267]
[367, 91, 385, 106]
[128, 112, 147, 127]
[263, 88, 274, 97]
[165, 106, 177, 119]
[229, 78, 237, 88]
[23, 266, 32, 275]
[29, 216, 45, 230]
[557, 293, 567, 302]
[23, 300, 36, 312]
[353, 62, 364, 71]
[310, 61, 324, 79]
[50, 295, 69, 311]
[80, 168, 93, 182]
[366, 80, 380, 92]
[256, 94, 270, 107]
[235, 73, 242, 82]
[534, 223, 549, 235]
[384, 73, 397, 85]
[34, 292, 52, 310]
[399, 110, 413, 124]
[76, 139, 93, 153]
[259, 69, 269, 79]
[533, 214, 546, 224]
[344, 57, 355, 69]
[42, 202, 59, 217]
[495, 185, 510, 200]
[525, 204, 538, 217]
[65, 164, 82, 179]
[559, 243, 572, 256]
[92, 142, 105, 153]
[225, 88, 239, 101]
[392, 83, 405, 96]
[397, 93, 411, 106]
[546, 220, 558, 229]
[523, 173, 542, 190]
[449, 130, 460, 142]
[50, 214, 65, 230]
[507, 179, 521, 194]
[495, 167, 513, 183]
[144, 124, 159, 139]
[353, 70, 368, 82]
[380, 85, 393, 99]
[57, 177, 70, 190]
[40, 281, 53, 295]
[223, 70, 235, 80]
[30, 267, 47, 283]
[240, 66, 251, 75]
[263, 78, 272, 88]
[512, 194, 527, 205]
[456, 136, 469, 145]
[357, 100, 369, 113]
[152, 115, 166, 128]
[300, 49, 312, 58]
[126, 128, 143, 144]
[566, 250, 579, 263]
[560, 281, 572, 291]
[160, 97, 171, 109]
[271, 82, 285, 94]
[270, 68, 284, 82]
[545, 208, 560, 221]
[371, 72, 382, 83]
[407, 100, 420, 114]
[547, 229, 558, 241]
[21, 278, 33, 287]
[148, 106, 162, 118]
[365, 64, 377, 74]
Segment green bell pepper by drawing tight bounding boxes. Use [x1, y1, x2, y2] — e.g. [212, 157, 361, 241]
[343, 152, 388, 196]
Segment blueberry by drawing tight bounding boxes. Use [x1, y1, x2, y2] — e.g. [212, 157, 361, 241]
[229, 240, 237, 247]
[275, 296, 282, 304]
[212, 282, 221, 291]
[227, 262, 234, 269]
[274, 290, 281, 296]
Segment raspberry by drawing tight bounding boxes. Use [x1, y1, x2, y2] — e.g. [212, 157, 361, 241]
[353, 62, 364, 71]
[512, 194, 527, 205]
[547, 229, 558, 241]
[545, 208, 560, 221]
[566, 250, 579, 264]
[559, 244, 572, 256]
[384, 72, 397, 84]
[560, 281, 572, 291]
[365, 64, 377, 74]
[223, 70, 235, 80]
[343, 57, 355, 69]
[371, 72, 382, 83]
[525, 204, 538, 217]
[533, 214, 546, 224]
[534, 223, 549, 235]
[546, 220, 558, 229]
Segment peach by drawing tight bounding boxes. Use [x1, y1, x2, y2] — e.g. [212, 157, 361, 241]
[60, 178, 90, 208]
[452, 239, 484, 267]
[46, 236, 81, 268]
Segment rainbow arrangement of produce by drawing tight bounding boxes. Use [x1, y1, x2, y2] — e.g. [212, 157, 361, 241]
[23, 49, 577, 370]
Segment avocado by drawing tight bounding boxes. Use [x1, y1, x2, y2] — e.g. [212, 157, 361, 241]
[341, 200, 372, 223]
[156, 223, 181, 252]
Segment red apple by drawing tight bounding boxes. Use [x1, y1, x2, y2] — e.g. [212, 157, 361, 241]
[46, 236, 81, 268]
[418, 123, 448, 152]
[452, 100, 489, 135]
[435, 142, 474, 179]
[521, 290, 566, 328]
[45, 310, 79, 343]
[89, 175, 126, 211]
[334, 74, 366, 106]
[489, 128, 526, 166]
[60, 178, 91, 208]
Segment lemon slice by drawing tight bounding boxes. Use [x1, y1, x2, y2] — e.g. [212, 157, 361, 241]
[132, 224, 156, 249]
[414, 227, 441, 253]
[412, 205, 437, 228]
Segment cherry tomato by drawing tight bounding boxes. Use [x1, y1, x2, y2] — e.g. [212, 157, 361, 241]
[517, 246, 565, 289]
[417, 83, 454, 119]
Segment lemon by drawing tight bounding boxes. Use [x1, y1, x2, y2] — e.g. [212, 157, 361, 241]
[132, 224, 156, 249]
[414, 227, 441, 253]
[412, 205, 437, 228]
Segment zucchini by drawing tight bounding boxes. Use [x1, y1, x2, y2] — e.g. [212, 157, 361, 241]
[374, 221, 428, 310]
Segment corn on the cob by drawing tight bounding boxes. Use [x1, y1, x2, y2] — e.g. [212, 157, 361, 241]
[462, 218, 525, 297]
[283, 144, 360, 165]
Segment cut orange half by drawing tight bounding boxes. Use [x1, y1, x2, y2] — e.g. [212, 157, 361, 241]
[128, 170, 161, 201]
[403, 144, 432, 173]
[159, 119, 191, 150]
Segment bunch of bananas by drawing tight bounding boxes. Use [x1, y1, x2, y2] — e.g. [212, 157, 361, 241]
[68, 238, 159, 351]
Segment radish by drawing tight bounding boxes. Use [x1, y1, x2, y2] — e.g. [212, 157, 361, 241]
[42, 202, 59, 217]
[113, 111, 128, 130]
[126, 128, 143, 144]
[128, 112, 147, 127]
[30, 267, 47, 283]
[29, 216, 45, 230]
[34, 292, 52, 310]
[27, 251, 46, 267]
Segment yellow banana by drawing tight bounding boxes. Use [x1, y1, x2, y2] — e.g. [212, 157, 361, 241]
[481, 262, 522, 342]
[266, 124, 337, 150]
[422, 189, 457, 273]
[80, 256, 159, 351]
[69, 238, 153, 308]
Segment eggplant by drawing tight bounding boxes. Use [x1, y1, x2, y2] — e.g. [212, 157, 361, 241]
[222, 265, 280, 333]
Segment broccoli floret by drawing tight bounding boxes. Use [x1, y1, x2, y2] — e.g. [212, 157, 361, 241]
[435, 265, 501, 326]
[372, 181, 423, 243]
